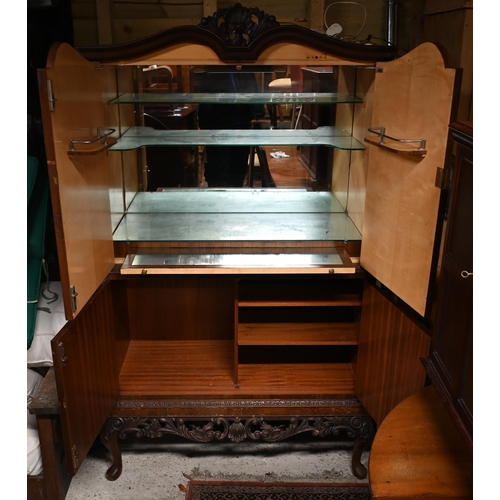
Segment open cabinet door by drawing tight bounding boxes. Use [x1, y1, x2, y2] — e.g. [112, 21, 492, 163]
[51, 282, 121, 475]
[38, 42, 116, 321]
[360, 43, 458, 317]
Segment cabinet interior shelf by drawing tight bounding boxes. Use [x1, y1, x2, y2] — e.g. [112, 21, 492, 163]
[108, 126, 365, 151]
[111, 92, 363, 105]
[238, 296, 362, 307]
[112, 191, 363, 245]
[238, 322, 359, 345]
[119, 340, 356, 397]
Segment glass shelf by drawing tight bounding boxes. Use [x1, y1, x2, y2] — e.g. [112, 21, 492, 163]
[111, 92, 363, 105]
[109, 126, 366, 151]
[112, 190, 361, 243]
[114, 212, 361, 242]
[126, 190, 345, 214]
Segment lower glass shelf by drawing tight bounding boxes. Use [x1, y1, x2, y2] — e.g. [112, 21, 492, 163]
[113, 190, 361, 244]
[109, 126, 366, 151]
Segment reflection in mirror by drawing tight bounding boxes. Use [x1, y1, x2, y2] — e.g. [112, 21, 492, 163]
[129, 64, 357, 201]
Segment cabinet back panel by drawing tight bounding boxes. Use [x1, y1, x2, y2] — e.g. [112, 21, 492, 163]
[238, 306, 359, 324]
[239, 345, 351, 364]
[239, 277, 364, 302]
[124, 276, 235, 340]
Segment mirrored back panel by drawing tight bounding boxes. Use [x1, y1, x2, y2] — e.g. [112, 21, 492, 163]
[108, 63, 375, 245]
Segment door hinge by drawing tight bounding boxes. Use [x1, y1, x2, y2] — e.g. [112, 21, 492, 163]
[435, 167, 445, 189]
[58, 342, 68, 367]
[70, 285, 78, 312]
[47, 79, 56, 111]
[72, 445, 79, 469]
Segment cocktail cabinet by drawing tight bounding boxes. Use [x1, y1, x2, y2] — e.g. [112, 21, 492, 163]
[31, 3, 461, 495]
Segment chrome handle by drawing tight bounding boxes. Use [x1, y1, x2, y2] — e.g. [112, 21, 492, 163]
[460, 270, 473, 278]
[368, 126, 426, 151]
[69, 127, 116, 151]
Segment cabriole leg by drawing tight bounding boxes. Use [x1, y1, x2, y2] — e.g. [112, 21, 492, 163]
[99, 418, 124, 481]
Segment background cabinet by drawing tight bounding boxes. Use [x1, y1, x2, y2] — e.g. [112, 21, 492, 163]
[422, 121, 473, 450]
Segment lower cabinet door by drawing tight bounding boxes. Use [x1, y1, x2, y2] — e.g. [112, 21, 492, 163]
[51, 281, 121, 475]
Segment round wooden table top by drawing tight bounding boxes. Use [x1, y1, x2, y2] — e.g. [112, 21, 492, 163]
[369, 384, 473, 499]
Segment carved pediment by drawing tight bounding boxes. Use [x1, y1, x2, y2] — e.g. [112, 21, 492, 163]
[78, 3, 397, 63]
[199, 2, 279, 46]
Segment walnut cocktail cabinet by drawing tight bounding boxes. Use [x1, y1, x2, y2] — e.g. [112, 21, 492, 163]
[33, 3, 459, 493]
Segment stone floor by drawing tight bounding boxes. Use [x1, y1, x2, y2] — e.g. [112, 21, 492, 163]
[65, 435, 370, 499]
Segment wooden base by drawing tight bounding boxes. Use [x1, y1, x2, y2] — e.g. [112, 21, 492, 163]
[100, 406, 376, 481]
[369, 384, 473, 499]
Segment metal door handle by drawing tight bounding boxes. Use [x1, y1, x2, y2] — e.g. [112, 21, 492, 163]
[461, 270, 473, 278]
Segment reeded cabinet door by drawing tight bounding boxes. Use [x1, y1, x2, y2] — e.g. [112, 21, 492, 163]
[360, 43, 458, 317]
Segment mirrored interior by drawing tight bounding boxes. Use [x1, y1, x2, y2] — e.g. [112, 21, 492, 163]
[110, 64, 369, 243]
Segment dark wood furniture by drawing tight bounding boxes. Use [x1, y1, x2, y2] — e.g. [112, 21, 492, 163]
[422, 121, 473, 450]
[28, 369, 72, 500]
[29, 4, 462, 498]
[369, 384, 473, 500]
[369, 122, 473, 499]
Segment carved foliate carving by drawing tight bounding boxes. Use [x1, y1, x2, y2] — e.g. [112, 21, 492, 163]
[198, 2, 279, 46]
[100, 415, 375, 481]
[101, 415, 375, 445]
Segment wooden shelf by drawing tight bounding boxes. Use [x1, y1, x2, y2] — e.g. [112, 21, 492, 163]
[120, 340, 234, 397]
[238, 363, 355, 395]
[238, 322, 359, 345]
[119, 340, 355, 397]
[239, 297, 362, 307]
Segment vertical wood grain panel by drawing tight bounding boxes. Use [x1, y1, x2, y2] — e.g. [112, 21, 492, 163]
[356, 282, 430, 425]
[96, 0, 114, 44]
[360, 43, 456, 316]
[124, 276, 235, 341]
[308, 0, 324, 30]
[42, 43, 115, 319]
[51, 282, 121, 475]
[335, 66, 375, 233]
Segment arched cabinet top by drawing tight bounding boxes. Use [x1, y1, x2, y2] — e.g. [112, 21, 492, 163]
[77, 2, 397, 65]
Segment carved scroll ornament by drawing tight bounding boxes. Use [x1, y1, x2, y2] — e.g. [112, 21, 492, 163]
[100, 415, 375, 481]
[198, 2, 279, 46]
